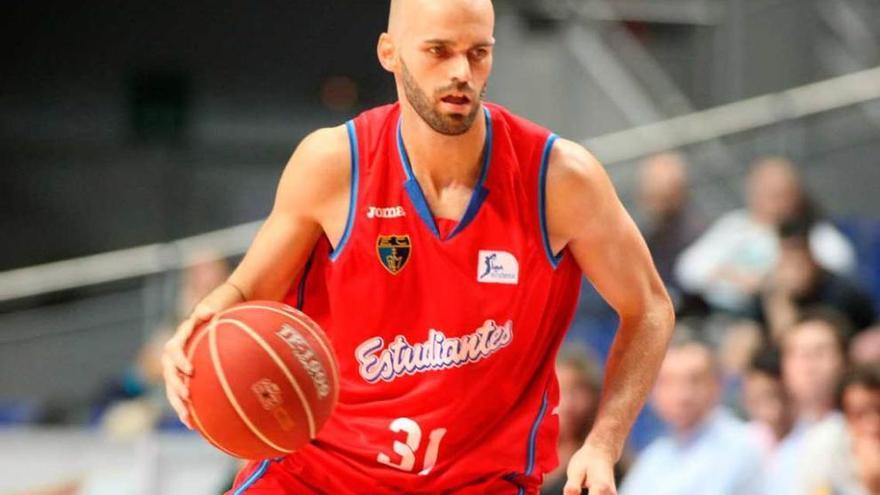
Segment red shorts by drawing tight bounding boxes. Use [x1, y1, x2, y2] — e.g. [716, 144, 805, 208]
[226, 458, 540, 495]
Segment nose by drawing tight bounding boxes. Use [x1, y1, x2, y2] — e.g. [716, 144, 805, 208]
[447, 53, 471, 86]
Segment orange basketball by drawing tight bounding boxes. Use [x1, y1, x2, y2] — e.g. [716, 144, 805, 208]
[184, 300, 339, 460]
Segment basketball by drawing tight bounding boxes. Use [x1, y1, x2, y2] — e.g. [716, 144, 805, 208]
[184, 301, 339, 460]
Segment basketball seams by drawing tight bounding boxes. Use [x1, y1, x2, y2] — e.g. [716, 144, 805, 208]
[189, 405, 244, 458]
[209, 323, 295, 454]
[217, 318, 317, 439]
[226, 304, 340, 384]
[219, 304, 341, 405]
[279, 310, 342, 407]
[184, 322, 249, 459]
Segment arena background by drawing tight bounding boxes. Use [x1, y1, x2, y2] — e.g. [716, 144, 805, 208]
[1, 0, 879, 493]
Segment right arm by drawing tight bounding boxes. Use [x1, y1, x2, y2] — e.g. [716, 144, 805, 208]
[228, 125, 352, 300]
[162, 125, 352, 427]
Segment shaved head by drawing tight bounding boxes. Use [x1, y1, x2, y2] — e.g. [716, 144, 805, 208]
[388, 0, 495, 38]
[380, 0, 496, 135]
[388, 0, 403, 36]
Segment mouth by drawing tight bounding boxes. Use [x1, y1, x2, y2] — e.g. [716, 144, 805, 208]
[440, 94, 472, 109]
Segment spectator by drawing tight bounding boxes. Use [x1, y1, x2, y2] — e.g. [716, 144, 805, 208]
[620, 336, 762, 495]
[177, 250, 232, 320]
[782, 310, 849, 423]
[541, 345, 604, 494]
[675, 157, 856, 315]
[799, 365, 880, 495]
[754, 221, 876, 340]
[636, 152, 706, 299]
[850, 326, 880, 366]
[742, 348, 794, 453]
[763, 310, 850, 493]
[717, 319, 763, 410]
[95, 252, 231, 437]
[94, 328, 174, 437]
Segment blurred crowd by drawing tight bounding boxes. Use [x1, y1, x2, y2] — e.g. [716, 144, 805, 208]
[545, 153, 880, 495]
[93, 251, 233, 439]
[11, 152, 878, 495]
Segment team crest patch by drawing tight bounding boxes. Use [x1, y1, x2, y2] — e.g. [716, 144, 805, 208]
[376, 234, 412, 275]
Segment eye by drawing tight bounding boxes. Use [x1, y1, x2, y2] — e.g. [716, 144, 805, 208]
[470, 48, 489, 60]
[428, 46, 446, 57]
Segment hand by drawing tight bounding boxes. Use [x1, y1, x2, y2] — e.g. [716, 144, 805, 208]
[161, 282, 246, 428]
[564, 442, 618, 495]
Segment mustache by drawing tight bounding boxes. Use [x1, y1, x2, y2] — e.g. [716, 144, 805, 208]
[434, 81, 487, 99]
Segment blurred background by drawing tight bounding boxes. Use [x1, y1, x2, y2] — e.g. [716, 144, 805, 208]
[1, 0, 879, 494]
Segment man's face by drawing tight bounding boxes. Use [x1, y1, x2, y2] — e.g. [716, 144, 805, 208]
[638, 154, 688, 222]
[652, 344, 720, 433]
[774, 239, 819, 298]
[782, 321, 845, 411]
[843, 384, 880, 442]
[743, 371, 792, 438]
[387, 0, 495, 135]
[747, 161, 803, 225]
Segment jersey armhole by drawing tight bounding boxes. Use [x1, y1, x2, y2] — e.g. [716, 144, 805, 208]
[538, 133, 564, 269]
[328, 120, 359, 261]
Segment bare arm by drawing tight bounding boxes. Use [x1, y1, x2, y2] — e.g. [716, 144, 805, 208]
[229, 125, 351, 300]
[546, 139, 675, 495]
[162, 125, 352, 426]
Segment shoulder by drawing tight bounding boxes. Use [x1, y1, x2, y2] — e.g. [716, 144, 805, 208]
[293, 125, 351, 173]
[708, 210, 751, 230]
[803, 413, 847, 448]
[544, 138, 615, 237]
[689, 210, 752, 242]
[275, 125, 352, 211]
[809, 221, 853, 249]
[546, 138, 605, 188]
[712, 412, 763, 458]
[289, 125, 350, 182]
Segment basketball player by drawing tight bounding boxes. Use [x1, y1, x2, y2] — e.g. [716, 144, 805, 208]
[162, 1, 674, 493]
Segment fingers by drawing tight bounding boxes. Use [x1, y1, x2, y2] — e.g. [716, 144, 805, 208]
[168, 319, 196, 375]
[565, 473, 616, 495]
[191, 301, 219, 323]
[587, 484, 616, 495]
[163, 354, 190, 399]
[584, 472, 617, 495]
[584, 475, 617, 495]
[164, 379, 193, 430]
[162, 319, 200, 429]
[564, 474, 586, 495]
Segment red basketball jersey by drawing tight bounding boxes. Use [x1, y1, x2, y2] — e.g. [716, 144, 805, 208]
[280, 102, 582, 494]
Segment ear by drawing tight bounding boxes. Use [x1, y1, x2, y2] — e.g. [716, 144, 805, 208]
[377, 32, 397, 73]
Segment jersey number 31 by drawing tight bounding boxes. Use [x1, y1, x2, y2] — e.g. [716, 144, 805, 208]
[377, 417, 447, 476]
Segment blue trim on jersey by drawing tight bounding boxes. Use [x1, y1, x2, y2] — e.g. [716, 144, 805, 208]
[233, 459, 270, 495]
[295, 252, 314, 310]
[396, 107, 493, 240]
[448, 107, 493, 238]
[525, 390, 550, 476]
[538, 134, 564, 269]
[503, 473, 527, 495]
[329, 120, 359, 261]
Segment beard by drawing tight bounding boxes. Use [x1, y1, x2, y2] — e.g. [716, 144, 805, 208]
[400, 58, 487, 136]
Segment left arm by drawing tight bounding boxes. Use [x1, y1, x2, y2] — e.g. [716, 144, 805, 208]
[545, 139, 675, 495]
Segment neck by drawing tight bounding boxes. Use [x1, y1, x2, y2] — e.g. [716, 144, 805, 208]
[399, 101, 487, 194]
[672, 409, 717, 444]
[797, 401, 833, 423]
